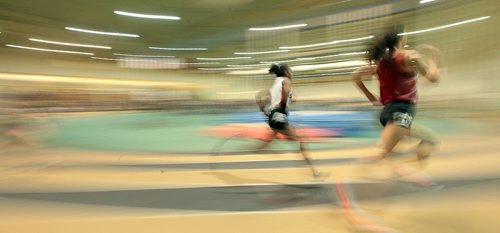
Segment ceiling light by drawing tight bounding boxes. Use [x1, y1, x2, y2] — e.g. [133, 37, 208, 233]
[91, 56, 151, 62]
[29, 38, 111, 49]
[227, 64, 270, 68]
[216, 91, 259, 95]
[280, 41, 337, 50]
[92, 57, 191, 64]
[113, 53, 174, 58]
[0, 73, 202, 89]
[149, 47, 207, 51]
[226, 68, 269, 75]
[234, 49, 290, 55]
[198, 67, 250, 71]
[334, 35, 374, 43]
[315, 67, 358, 72]
[297, 51, 367, 60]
[258, 59, 303, 64]
[399, 16, 490, 36]
[65, 27, 139, 38]
[114, 10, 180, 20]
[171, 62, 219, 65]
[294, 72, 352, 78]
[6, 44, 94, 55]
[196, 57, 252, 61]
[91, 57, 118, 61]
[249, 24, 307, 31]
[279, 35, 373, 50]
[292, 60, 368, 71]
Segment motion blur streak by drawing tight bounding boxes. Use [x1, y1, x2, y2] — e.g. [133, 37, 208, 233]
[0, 0, 498, 233]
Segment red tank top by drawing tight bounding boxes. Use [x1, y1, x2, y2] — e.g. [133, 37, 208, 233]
[377, 52, 417, 105]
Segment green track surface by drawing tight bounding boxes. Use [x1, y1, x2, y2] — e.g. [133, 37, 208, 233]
[43, 111, 460, 153]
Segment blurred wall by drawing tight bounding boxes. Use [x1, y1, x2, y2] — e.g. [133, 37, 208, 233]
[0, 0, 498, 104]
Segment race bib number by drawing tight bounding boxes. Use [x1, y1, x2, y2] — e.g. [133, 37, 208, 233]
[271, 112, 288, 123]
[393, 112, 413, 128]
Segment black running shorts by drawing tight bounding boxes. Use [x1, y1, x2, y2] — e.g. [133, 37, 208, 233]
[268, 108, 289, 130]
[379, 101, 416, 128]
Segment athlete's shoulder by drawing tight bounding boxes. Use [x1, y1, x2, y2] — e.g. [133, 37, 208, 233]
[274, 76, 285, 82]
[394, 50, 418, 71]
[393, 50, 408, 60]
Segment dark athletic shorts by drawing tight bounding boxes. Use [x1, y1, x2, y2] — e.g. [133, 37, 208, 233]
[379, 101, 416, 128]
[268, 108, 289, 130]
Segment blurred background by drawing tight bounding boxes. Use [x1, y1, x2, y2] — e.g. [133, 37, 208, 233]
[0, 0, 498, 232]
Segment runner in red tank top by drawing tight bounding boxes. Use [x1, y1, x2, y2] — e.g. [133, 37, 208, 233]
[351, 25, 440, 171]
[377, 52, 417, 105]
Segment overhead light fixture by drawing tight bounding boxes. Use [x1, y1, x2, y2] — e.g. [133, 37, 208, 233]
[113, 53, 175, 58]
[91, 57, 118, 61]
[198, 67, 249, 71]
[93, 57, 193, 64]
[296, 51, 367, 60]
[0, 73, 203, 89]
[5, 44, 94, 55]
[171, 62, 219, 65]
[196, 57, 252, 61]
[399, 16, 490, 36]
[234, 49, 290, 55]
[258, 59, 304, 64]
[29, 38, 112, 49]
[334, 35, 374, 43]
[92, 57, 149, 62]
[216, 91, 260, 95]
[65, 27, 139, 38]
[249, 23, 307, 31]
[292, 60, 368, 71]
[149, 47, 207, 51]
[226, 68, 269, 75]
[294, 72, 352, 78]
[114, 10, 181, 20]
[419, 0, 436, 3]
[281, 41, 337, 50]
[227, 63, 270, 68]
[315, 67, 358, 72]
[280, 35, 373, 50]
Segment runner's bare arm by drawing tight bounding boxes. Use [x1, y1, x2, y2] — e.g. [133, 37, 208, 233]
[407, 50, 439, 83]
[352, 66, 379, 105]
[281, 79, 291, 109]
[255, 90, 270, 116]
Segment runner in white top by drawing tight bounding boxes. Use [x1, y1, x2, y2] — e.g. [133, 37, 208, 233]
[269, 76, 292, 111]
[255, 64, 322, 178]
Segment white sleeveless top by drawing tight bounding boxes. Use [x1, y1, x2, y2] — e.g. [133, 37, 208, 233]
[269, 77, 292, 111]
